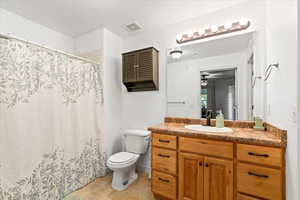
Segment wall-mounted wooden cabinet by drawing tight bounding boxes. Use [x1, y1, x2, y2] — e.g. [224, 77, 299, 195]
[122, 47, 159, 92]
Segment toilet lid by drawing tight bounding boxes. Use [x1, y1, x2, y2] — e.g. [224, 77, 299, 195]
[108, 152, 138, 164]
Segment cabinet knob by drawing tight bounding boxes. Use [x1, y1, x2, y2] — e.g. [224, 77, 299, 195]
[205, 163, 209, 167]
[199, 162, 203, 166]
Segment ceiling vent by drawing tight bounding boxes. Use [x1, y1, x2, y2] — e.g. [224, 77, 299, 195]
[125, 22, 142, 31]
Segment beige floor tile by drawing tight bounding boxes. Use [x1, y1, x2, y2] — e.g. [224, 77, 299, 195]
[64, 173, 155, 200]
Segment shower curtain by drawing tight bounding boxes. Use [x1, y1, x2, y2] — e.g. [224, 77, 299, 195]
[0, 38, 107, 199]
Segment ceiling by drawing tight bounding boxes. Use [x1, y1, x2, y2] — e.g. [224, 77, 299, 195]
[0, 0, 247, 37]
[167, 32, 253, 63]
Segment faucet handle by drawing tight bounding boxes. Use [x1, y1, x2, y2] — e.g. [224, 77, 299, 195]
[207, 110, 213, 117]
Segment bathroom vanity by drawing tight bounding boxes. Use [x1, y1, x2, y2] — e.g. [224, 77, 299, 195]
[149, 117, 287, 200]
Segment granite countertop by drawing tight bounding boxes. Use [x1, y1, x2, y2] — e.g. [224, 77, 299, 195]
[148, 122, 287, 147]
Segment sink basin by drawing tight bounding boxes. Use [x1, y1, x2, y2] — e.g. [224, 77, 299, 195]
[184, 125, 233, 133]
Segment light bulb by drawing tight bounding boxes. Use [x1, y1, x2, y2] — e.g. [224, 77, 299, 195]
[187, 31, 194, 38]
[176, 34, 183, 41]
[239, 18, 249, 26]
[198, 28, 205, 36]
[201, 80, 208, 86]
[211, 25, 218, 33]
[224, 22, 232, 29]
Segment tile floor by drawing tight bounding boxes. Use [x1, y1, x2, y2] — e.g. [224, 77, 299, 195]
[64, 173, 156, 200]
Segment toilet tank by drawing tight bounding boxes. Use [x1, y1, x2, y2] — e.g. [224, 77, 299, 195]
[124, 129, 150, 154]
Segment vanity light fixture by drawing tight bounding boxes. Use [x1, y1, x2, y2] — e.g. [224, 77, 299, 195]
[176, 18, 250, 44]
[170, 47, 183, 59]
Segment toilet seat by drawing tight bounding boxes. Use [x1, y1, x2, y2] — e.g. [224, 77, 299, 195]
[107, 152, 139, 168]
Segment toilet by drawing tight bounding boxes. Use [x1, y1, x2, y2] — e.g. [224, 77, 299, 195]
[107, 129, 150, 191]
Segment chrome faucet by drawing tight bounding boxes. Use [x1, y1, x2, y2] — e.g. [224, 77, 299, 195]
[206, 110, 212, 126]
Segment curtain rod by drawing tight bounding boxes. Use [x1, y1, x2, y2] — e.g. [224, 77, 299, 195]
[0, 32, 101, 65]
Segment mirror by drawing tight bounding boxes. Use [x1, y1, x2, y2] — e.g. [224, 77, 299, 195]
[167, 33, 262, 121]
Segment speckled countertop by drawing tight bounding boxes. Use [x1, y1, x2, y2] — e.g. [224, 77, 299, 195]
[148, 120, 287, 147]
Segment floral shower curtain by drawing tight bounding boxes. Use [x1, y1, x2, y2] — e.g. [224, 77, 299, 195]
[0, 38, 107, 200]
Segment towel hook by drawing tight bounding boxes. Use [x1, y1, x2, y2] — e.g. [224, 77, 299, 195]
[264, 63, 279, 81]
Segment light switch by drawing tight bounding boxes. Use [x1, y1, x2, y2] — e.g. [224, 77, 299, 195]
[290, 105, 297, 123]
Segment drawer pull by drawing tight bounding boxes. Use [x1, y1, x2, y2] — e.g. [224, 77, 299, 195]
[158, 177, 170, 183]
[158, 139, 170, 143]
[248, 172, 269, 179]
[158, 153, 170, 158]
[248, 152, 269, 157]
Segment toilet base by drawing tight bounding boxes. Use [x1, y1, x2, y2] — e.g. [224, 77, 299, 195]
[111, 167, 138, 191]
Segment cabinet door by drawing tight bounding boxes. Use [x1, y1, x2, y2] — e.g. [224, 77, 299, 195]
[123, 53, 137, 82]
[204, 157, 233, 200]
[137, 49, 153, 81]
[179, 152, 204, 200]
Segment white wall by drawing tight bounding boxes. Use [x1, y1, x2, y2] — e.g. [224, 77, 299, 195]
[74, 28, 104, 64]
[122, 0, 266, 127]
[102, 29, 123, 156]
[74, 29, 103, 55]
[252, 30, 267, 118]
[122, 1, 266, 172]
[298, 0, 300, 194]
[0, 8, 74, 53]
[74, 28, 123, 157]
[167, 53, 248, 120]
[265, 1, 298, 199]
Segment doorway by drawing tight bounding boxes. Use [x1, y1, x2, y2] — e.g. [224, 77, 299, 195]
[201, 69, 237, 120]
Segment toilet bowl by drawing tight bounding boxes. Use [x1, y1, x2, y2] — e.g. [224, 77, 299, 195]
[107, 130, 150, 191]
[107, 129, 150, 191]
[107, 152, 140, 191]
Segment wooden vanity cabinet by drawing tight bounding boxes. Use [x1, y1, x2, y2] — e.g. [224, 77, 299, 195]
[151, 133, 285, 200]
[179, 152, 204, 200]
[203, 157, 233, 200]
[151, 133, 178, 200]
[179, 153, 233, 200]
[237, 194, 261, 200]
[179, 138, 233, 200]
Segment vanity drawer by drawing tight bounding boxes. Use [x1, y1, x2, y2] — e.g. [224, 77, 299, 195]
[237, 194, 262, 200]
[152, 133, 177, 150]
[237, 163, 283, 200]
[179, 137, 233, 159]
[237, 144, 283, 167]
[152, 170, 177, 200]
[152, 147, 177, 175]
